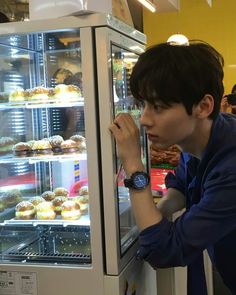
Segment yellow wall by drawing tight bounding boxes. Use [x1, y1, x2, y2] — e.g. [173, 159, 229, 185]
[143, 0, 236, 93]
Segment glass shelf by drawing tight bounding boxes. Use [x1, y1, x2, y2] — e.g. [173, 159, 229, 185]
[0, 100, 84, 110]
[3, 214, 90, 227]
[0, 153, 87, 164]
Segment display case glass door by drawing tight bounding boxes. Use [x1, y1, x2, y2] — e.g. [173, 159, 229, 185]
[0, 29, 92, 266]
[111, 45, 148, 255]
[95, 26, 146, 275]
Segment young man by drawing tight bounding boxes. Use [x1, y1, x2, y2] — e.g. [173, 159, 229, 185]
[110, 42, 236, 295]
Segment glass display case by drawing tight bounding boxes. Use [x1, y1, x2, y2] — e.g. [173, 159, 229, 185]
[0, 13, 152, 295]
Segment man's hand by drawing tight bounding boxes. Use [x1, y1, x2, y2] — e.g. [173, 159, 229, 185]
[110, 113, 144, 175]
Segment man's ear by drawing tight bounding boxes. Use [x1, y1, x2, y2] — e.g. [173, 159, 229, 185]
[193, 94, 214, 119]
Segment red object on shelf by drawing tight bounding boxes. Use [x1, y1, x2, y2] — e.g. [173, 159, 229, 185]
[70, 178, 88, 196]
[151, 168, 174, 196]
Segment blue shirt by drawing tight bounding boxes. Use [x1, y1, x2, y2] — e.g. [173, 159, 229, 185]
[138, 113, 236, 295]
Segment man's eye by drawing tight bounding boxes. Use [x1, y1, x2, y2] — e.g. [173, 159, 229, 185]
[153, 104, 161, 111]
[138, 100, 145, 109]
[153, 103, 168, 111]
[140, 101, 145, 107]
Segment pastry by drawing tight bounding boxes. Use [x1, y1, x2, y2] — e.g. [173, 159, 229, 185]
[0, 137, 16, 154]
[53, 187, 69, 198]
[79, 186, 89, 196]
[66, 84, 82, 100]
[32, 140, 53, 155]
[2, 189, 23, 208]
[9, 88, 25, 102]
[54, 84, 69, 100]
[48, 88, 55, 100]
[30, 86, 50, 101]
[29, 196, 46, 207]
[54, 84, 82, 101]
[41, 191, 56, 202]
[52, 196, 67, 215]
[36, 202, 56, 220]
[0, 93, 8, 103]
[61, 200, 81, 220]
[12, 142, 32, 157]
[69, 135, 86, 152]
[74, 195, 89, 214]
[23, 89, 31, 101]
[26, 140, 36, 149]
[0, 198, 6, 212]
[49, 135, 64, 154]
[61, 139, 78, 154]
[15, 201, 35, 220]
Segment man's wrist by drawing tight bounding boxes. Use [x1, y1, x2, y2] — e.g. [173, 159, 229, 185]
[125, 163, 145, 177]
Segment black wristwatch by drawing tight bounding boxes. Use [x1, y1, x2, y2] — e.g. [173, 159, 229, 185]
[124, 171, 150, 190]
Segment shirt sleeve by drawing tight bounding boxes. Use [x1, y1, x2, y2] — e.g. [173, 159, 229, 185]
[138, 170, 236, 268]
[165, 153, 186, 195]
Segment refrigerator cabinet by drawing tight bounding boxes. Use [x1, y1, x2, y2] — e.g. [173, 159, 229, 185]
[0, 13, 152, 295]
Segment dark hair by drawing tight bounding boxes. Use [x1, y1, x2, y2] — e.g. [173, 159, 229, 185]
[130, 41, 224, 120]
[231, 84, 236, 94]
[0, 12, 10, 23]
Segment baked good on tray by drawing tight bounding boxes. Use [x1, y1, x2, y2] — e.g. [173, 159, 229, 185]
[9, 88, 25, 102]
[12, 142, 32, 157]
[41, 191, 56, 202]
[49, 135, 64, 154]
[69, 135, 86, 152]
[54, 84, 81, 101]
[61, 139, 78, 154]
[54, 187, 69, 198]
[15, 201, 35, 220]
[2, 189, 23, 208]
[74, 195, 89, 214]
[32, 140, 53, 155]
[52, 196, 67, 215]
[0, 198, 6, 212]
[0, 136, 16, 154]
[30, 86, 50, 101]
[79, 185, 89, 196]
[36, 202, 56, 220]
[61, 200, 81, 220]
[29, 196, 46, 207]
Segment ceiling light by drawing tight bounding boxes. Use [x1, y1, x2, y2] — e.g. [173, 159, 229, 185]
[137, 0, 156, 13]
[167, 34, 189, 45]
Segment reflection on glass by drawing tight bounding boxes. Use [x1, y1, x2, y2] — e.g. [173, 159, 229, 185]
[0, 30, 91, 265]
[111, 45, 148, 255]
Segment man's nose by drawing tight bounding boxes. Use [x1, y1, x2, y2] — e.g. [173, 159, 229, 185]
[140, 106, 152, 127]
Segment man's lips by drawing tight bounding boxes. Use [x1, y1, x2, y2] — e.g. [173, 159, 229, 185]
[147, 134, 158, 141]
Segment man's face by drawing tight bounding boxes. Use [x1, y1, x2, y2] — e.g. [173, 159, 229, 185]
[140, 101, 197, 150]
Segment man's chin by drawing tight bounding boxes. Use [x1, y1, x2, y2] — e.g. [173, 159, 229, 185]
[151, 142, 173, 150]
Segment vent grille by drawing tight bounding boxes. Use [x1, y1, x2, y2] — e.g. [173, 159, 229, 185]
[5, 251, 91, 264]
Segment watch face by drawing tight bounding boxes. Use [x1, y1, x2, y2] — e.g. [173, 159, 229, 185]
[133, 173, 149, 189]
[124, 171, 150, 190]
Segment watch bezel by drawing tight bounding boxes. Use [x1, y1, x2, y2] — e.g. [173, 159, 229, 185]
[124, 171, 150, 190]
